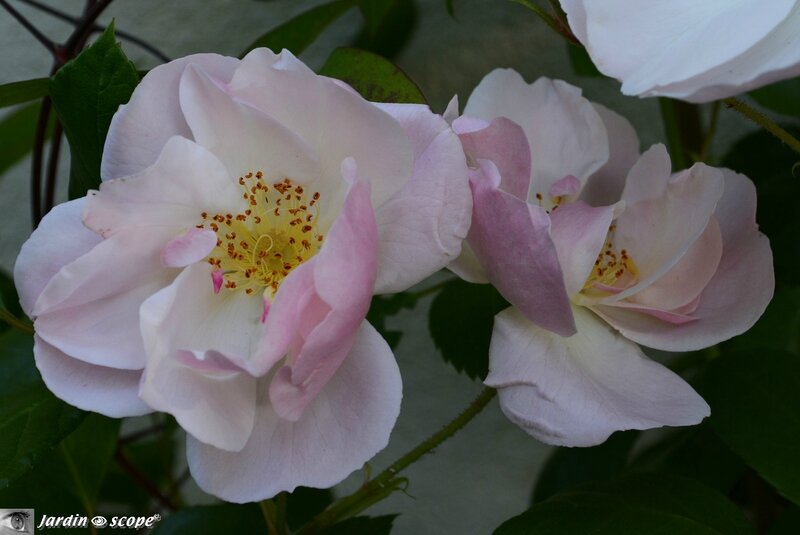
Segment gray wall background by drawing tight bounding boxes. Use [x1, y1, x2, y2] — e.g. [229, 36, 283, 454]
[0, 1, 754, 533]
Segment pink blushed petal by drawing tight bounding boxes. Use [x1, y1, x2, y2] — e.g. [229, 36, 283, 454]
[468, 159, 575, 336]
[454, 115, 531, 200]
[549, 201, 615, 298]
[594, 170, 774, 351]
[102, 54, 239, 180]
[269, 171, 378, 420]
[139, 264, 260, 452]
[463, 71, 609, 200]
[187, 321, 401, 503]
[485, 306, 709, 446]
[34, 336, 151, 418]
[32, 227, 178, 371]
[630, 216, 723, 311]
[14, 198, 101, 318]
[371, 104, 472, 293]
[548, 175, 581, 199]
[161, 228, 217, 267]
[608, 163, 725, 302]
[212, 270, 224, 294]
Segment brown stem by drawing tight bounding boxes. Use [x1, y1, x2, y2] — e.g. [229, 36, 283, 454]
[114, 447, 177, 512]
[30, 97, 51, 227]
[0, 0, 55, 52]
[42, 121, 63, 216]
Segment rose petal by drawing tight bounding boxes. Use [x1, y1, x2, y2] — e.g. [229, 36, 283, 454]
[463, 71, 609, 202]
[453, 115, 531, 200]
[594, 170, 774, 350]
[187, 320, 401, 502]
[606, 163, 725, 302]
[178, 64, 322, 187]
[161, 228, 218, 267]
[139, 263, 259, 451]
[85, 136, 244, 237]
[102, 54, 239, 180]
[579, 103, 640, 207]
[34, 336, 151, 418]
[228, 48, 414, 210]
[467, 159, 575, 336]
[371, 104, 472, 293]
[269, 169, 378, 420]
[33, 227, 178, 370]
[14, 198, 100, 318]
[549, 201, 615, 298]
[485, 306, 709, 446]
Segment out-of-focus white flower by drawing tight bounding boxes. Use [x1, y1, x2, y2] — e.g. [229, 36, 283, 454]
[560, 0, 800, 102]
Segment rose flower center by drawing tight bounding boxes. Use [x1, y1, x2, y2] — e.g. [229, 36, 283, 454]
[199, 171, 324, 297]
[582, 224, 639, 294]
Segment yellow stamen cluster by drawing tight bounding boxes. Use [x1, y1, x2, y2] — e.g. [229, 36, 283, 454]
[583, 224, 639, 291]
[198, 171, 324, 297]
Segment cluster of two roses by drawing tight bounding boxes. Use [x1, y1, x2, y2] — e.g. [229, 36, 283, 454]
[16, 50, 773, 502]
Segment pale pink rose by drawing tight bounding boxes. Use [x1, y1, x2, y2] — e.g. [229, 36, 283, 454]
[15, 49, 471, 501]
[560, 0, 800, 102]
[449, 69, 774, 446]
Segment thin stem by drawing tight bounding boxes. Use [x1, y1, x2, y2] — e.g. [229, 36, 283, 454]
[300, 387, 497, 534]
[42, 120, 63, 216]
[0, 308, 34, 334]
[118, 422, 165, 445]
[0, 0, 55, 52]
[30, 97, 51, 227]
[114, 447, 177, 512]
[699, 101, 721, 163]
[723, 97, 800, 156]
[62, 0, 113, 57]
[16, 0, 171, 62]
[259, 500, 284, 535]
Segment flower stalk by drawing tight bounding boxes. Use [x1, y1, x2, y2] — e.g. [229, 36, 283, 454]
[723, 97, 800, 156]
[300, 387, 497, 534]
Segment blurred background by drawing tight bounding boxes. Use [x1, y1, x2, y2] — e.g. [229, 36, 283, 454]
[0, 1, 760, 533]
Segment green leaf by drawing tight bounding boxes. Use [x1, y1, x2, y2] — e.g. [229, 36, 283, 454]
[429, 280, 508, 380]
[705, 349, 800, 505]
[566, 44, 602, 78]
[445, 0, 456, 17]
[321, 515, 398, 535]
[722, 128, 800, 285]
[241, 0, 358, 57]
[367, 293, 419, 349]
[0, 102, 55, 179]
[770, 506, 800, 535]
[151, 504, 267, 535]
[532, 431, 638, 503]
[0, 269, 22, 323]
[750, 77, 800, 118]
[496, 473, 754, 535]
[287, 487, 334, 531]
[0, 329, 86, 488]
[355, 0, 417, 59]
[319, 47, 426, 104]
[629, 425, 745, 494]
[49, 23, 140, 200]
[723, 286, 800, 354]
[0, 78, 49, 109]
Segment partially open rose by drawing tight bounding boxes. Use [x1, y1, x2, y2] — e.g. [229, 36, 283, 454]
[15, 49, 471, 501]
[449, 69, 774, 446]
